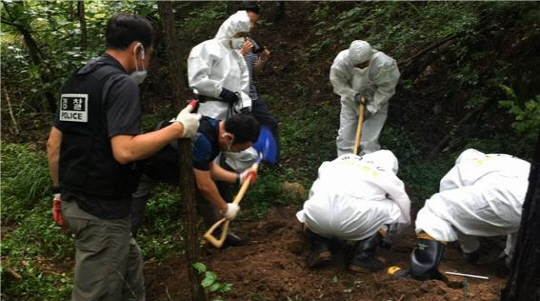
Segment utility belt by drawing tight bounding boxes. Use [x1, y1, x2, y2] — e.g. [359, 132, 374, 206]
[198, 94, 244, 118]
[198, 95, 224, 103]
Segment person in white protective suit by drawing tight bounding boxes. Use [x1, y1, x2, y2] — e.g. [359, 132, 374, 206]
[389, 149, 530, 281]
[188, 11, 258, 196]
[330, 40, 400, 156]
[188, 10, 252, 120]
[296, 150, 411, 272]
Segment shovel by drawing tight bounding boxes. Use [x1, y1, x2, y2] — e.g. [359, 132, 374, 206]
[203, 138, 273, 248]
[203, 162, 258, 248]
[353, 96, 367, 155]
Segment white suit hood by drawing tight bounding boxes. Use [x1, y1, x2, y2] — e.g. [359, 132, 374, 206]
[187, 11, 252, 120]
[215, 11, 251, 47]
[362, 150, 399, 174]
[455, 148, 484, 165]
[348, 40, 376, 65]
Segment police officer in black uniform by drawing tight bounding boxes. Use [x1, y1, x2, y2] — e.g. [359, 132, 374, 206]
[46, 13, 200, 301]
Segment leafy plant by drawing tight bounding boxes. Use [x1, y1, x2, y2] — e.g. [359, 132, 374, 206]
[193, 262, 233, 300]
[499, 85, 540, 140]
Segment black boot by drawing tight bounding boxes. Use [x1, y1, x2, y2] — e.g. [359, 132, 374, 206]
[462, 250, 480, 265]
[349, 232, 385, 272]
[306, 229, 332, 268]
[409, 234, 446, 281]
[212, 230, 248, 249]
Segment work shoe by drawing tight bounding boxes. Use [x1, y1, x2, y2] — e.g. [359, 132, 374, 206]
[306, 229, 332, 268]
[409, 233, 446, 281]
[495, 252, 510, 277]
[213, 231, 248, 249]
[224, 231, 248, 248]
[462, 250, 480, 265]
[349, 232, 386, 272]
[307, 245, 332, 268]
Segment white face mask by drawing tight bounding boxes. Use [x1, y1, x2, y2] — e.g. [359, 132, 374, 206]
[231, 37, 245, 50]
[130, 43, 147, 84]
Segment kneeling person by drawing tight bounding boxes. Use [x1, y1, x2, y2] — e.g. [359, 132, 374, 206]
[392, 149, 530, 281]
[296, 150, 411, 272]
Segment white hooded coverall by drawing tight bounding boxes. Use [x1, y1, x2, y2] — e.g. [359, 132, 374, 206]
[296, 150, 411, 242]
[188, 11, 252, 121]
[415, 149, 530, 260]
[330, 41, 400, 156]
[188, 11, 257, 172]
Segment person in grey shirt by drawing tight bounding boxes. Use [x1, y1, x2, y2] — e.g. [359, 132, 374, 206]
[238, 2, 280, 162]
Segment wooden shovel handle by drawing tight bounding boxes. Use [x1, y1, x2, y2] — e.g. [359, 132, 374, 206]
[353, 97, 366, 155]
[203, 218, 230, 248]
[203, 164, 258, 248]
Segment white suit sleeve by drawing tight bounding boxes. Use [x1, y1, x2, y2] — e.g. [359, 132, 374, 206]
[381, 175, 411, 225]
[188, 45, 222, 98]
[439, 165, 462, 192]
[370, 62, 400, 114]
[237, 53, 252, 109]
[330, 61, 355, 101]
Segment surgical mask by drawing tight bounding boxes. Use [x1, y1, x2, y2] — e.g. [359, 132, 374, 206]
[231, 37, 245, 50]
[130, 43, 147, 84]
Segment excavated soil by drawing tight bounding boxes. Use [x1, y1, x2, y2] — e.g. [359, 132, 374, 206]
[145, 206, 507, 301]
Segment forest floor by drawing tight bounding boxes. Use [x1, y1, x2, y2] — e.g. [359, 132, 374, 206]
[144, 206, 506, 301]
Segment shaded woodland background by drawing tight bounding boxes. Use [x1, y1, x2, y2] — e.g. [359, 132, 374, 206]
[1, 1, 539, 300]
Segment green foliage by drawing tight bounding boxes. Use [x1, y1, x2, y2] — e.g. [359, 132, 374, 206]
[380, 125, 454, 204]
[1, 0, 157, 116]
[310, 2, 480, 59]
[1, 143, 50, 221]
[499, 85, 540, 140]
[1, 143, 73, 301]
[136, 185, 185, 259]
[180, 1, 228, 40]
[193, 262, 233, 300]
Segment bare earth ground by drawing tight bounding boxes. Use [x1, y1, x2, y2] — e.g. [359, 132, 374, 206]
[145, 206, 506, 301]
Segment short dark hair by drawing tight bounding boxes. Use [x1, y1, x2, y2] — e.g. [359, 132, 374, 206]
[106, 13, 154, 50]
[240, 1, 260, 14]
[225, 114, 260, 144]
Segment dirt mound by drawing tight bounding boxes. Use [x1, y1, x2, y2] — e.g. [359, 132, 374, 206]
[145, 206, 506, 301]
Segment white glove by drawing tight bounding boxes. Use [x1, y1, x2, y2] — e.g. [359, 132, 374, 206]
[239, 166, 258, 185]
[366, 102, 378, 115]
[223, 203, 240, 220]
[171, 105, 201, 138]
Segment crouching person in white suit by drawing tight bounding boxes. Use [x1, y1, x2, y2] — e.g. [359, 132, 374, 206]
[390, 149, 530, 281]
[296, 150, 411, 272]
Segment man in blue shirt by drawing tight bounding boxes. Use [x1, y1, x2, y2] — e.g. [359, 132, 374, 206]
[132, 114, 260, 246]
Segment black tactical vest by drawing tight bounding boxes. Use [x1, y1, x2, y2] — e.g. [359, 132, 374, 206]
[57, 58, 140, 200]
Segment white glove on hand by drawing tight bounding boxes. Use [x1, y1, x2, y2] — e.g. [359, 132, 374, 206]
[224, 203, 240, 220]
[171, 105, 201, 138]
[239, 166, 258, 185]
[366, 102, 378, 115]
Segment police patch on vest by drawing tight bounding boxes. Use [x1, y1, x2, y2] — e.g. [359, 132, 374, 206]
[59, 94, 88, 122]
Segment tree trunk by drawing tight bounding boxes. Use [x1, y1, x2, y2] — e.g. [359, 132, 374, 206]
[500, 130, 540, 301]
[68, 1, 75, 21]
[157, 2, 207, 301]
[2, 1, 57, 113]
[158, 2, 187, 111]
[77, 0, 88, 50]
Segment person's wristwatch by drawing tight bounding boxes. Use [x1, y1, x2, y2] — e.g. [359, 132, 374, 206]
[52, 186, 61, 194]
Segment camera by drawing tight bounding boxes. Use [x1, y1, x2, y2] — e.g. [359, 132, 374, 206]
[246, 37, 265, 54]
